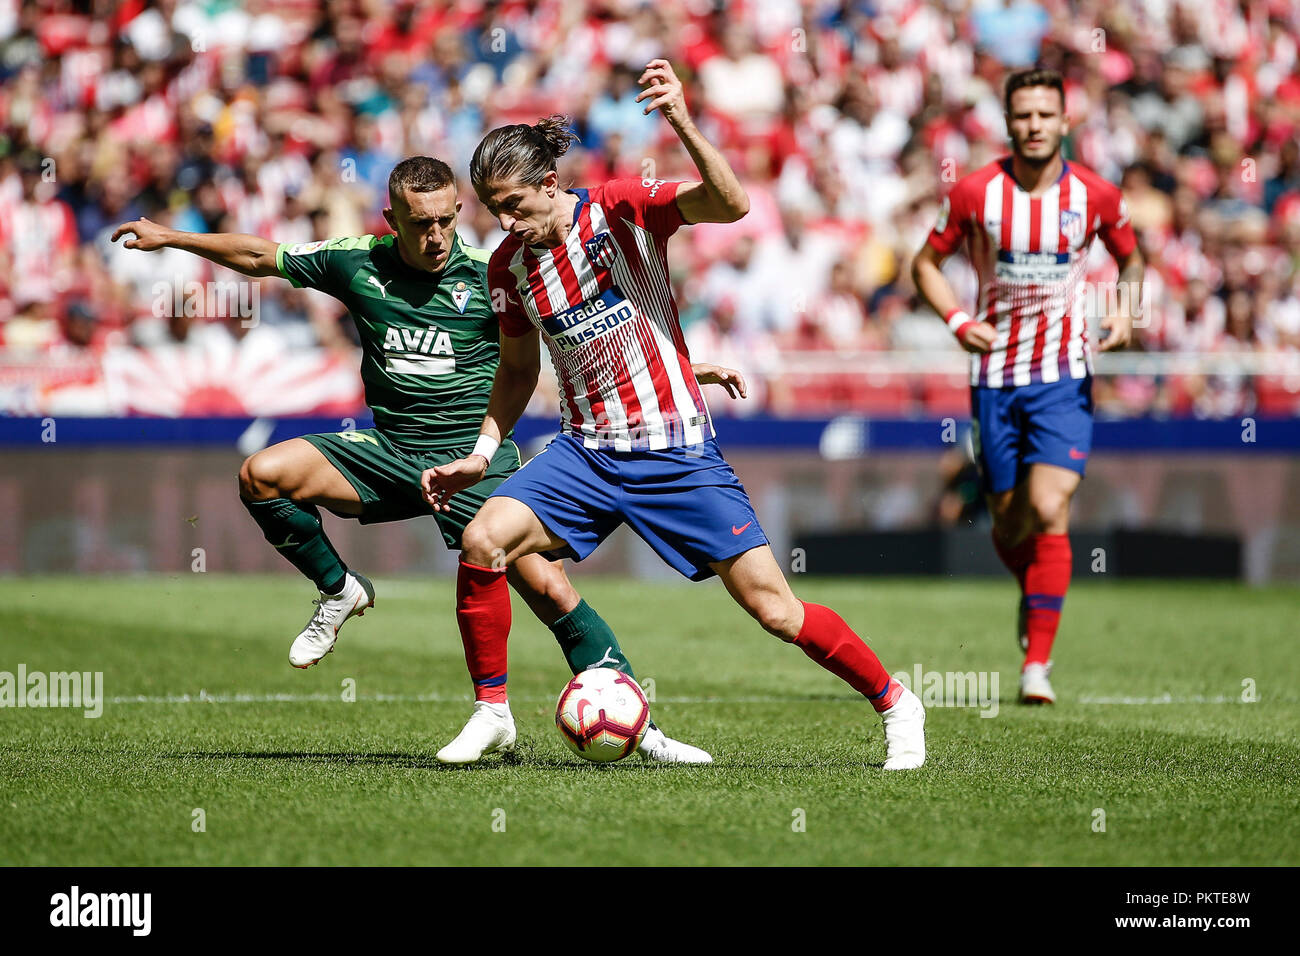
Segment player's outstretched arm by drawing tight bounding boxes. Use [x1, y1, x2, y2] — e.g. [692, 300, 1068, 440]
[636, 58, 749, 225]
[692, 362, 748, 400]
[1099, 247, 1145, 352]
[912, 242, 996, 354]
[422, 331, 542, 512]
[111, 218, 281, 278]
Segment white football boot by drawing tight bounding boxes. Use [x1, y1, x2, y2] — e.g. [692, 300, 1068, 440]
[288, 572, 375, 669]
[1019, 661, 1056, 704]
[637, 726, 714, 764]
[436, 701, 517, 764]
[880, 685, 927, 770]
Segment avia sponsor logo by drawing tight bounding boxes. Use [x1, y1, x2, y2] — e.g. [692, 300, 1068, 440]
[50, 886, 151, 936]
[893, 664, 1000, 718]
[0, 665, 103, 718]
[381, 325, 457, 375]
[641, 177, 666, 198]
[543, 285, 637, 353]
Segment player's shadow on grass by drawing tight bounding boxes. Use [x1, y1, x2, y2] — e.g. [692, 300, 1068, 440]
[164, 750, 445, 769]
[163, 746, 866, 771]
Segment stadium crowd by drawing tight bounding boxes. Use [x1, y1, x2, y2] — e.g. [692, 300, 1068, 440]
[3, 0, 1300, 418]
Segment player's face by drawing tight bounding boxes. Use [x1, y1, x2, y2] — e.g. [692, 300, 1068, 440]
[385, 185, 461, 272]
[478, 176, 558, 245]
[1006, 86, 1068, 165]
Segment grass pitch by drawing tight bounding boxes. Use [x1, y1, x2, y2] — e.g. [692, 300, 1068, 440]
[1, 575, 1297, 866]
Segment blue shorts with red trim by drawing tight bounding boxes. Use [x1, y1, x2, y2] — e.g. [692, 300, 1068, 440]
[491, 433, 769, 581]
[970, 375, 1094, 494]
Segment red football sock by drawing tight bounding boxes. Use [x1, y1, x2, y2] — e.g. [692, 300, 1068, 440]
[456, 559, 511, 703]
[992, 529, 1033, 591]
[793, 602, 901, 712]
[1022, 533, 1072, 668]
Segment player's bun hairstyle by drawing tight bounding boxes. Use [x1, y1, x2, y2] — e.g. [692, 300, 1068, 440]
[470, 115, 578, 196]
[388, 156, 457, 203]
[1004, 68, 1065, 112]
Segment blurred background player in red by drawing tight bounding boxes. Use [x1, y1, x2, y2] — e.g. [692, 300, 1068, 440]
[912, 68, 1145, 704]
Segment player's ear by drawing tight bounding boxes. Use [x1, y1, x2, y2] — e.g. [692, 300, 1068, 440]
[543, 170, 558, 197]
[382, 207, 396, 232]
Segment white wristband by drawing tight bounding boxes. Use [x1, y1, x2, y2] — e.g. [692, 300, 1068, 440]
[945, 310, 972, 334]
[471, 434, 500, 464]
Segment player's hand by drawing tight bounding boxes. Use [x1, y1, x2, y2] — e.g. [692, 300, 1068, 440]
[692, 362, 748, 400]
[635, 59, 691, 128]
[1098, 312, 1133, 352]
[110, 217, 174, 251]
[421, 456, 489, 512]
[958, 321, 998, 354]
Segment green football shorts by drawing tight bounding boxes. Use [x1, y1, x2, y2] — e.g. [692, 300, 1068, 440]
[301, 428, 522, 550]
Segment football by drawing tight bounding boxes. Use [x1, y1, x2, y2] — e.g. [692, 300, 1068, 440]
[555, 668, 650, 762]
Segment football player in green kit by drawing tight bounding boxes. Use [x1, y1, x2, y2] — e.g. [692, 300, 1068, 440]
[113, 156, 741, 764]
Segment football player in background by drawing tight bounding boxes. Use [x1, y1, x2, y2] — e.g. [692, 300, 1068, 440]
[912, 68, 1144, 703]
[113, 157, 745, 763]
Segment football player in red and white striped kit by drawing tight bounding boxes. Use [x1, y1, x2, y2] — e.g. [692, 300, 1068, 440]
[913, 68, 1145, 703]
[423, 59, 926, 769]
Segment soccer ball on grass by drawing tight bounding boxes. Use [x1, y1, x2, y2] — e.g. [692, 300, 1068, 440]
[555, 667, 650, 762]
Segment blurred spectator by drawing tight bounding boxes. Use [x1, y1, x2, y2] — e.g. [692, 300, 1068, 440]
[2, 0, 1300, 420]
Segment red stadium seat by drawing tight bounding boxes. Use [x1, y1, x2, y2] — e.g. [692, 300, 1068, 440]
[839, 374, 914, 415]
[1255, 376, 1300, 416]
[920, 374, 971, 416]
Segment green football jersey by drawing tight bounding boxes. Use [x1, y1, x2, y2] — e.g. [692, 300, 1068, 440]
[276, 233, 501, 451]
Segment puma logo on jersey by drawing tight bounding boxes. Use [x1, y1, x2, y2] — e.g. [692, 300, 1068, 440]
[367, 276, 394, 298]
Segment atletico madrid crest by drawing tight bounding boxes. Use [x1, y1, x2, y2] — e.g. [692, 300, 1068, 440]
[1059, 209, 1084, 245]
[584, 232, 618, 269]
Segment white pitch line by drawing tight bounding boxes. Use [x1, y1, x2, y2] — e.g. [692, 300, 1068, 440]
[105, 692, 1262, 707]
[1076, 694, 1250, 705]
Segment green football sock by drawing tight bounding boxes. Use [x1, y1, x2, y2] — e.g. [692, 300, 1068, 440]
[242, 497, 348, 595]
[550, 600, 656, 730]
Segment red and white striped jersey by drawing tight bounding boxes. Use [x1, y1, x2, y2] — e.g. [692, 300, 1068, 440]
[927, 157, 1137, 388]
[489, 178, 712, 450]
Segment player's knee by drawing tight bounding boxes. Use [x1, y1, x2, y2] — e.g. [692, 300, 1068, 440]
[460, 520, 502, 568]
[747, 591, 802, 641]
[239, 453, 280, 501]
[1029, 491, 1069, 531]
